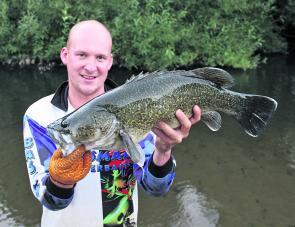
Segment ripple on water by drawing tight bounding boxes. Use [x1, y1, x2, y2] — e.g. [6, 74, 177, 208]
[169, 181, 220, 227]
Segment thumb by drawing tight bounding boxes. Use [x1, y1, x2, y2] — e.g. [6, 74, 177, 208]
[64, 145, 86, 164]
[51, 147, 63, 161]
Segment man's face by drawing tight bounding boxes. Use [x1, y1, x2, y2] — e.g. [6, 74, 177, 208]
[60, 25, 113, 99]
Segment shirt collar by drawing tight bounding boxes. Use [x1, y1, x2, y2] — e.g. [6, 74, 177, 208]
[50, 78, 118, 111]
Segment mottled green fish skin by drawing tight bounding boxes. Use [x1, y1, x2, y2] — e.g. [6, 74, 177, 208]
[47, 68, 277, 156]
[83, 71, 244, 142]
[114, 83, 241, 126]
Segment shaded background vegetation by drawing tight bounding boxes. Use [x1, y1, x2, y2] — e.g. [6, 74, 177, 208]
[0, 0, 294, 70]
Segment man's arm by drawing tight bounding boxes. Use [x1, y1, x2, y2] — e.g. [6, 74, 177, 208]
[152, 105, 202, 165]
[135, 106, 201, 196]
[23, 115, 74, 210]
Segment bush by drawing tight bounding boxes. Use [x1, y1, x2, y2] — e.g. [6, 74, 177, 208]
[0, 0, 291, 70]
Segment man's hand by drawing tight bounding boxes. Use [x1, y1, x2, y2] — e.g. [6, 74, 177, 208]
[152, 105, 202, 166]
[49, 145, 92, 188]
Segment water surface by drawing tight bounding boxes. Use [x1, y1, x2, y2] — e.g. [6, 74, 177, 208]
[0, 55, 294, 227]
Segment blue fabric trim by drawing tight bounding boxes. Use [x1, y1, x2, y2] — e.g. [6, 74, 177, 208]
[138, 133, 155, 157]
[134, 133, 176, 196]
[26, 116, 56, 168]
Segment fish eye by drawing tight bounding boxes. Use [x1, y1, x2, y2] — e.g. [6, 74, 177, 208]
[61, 119, 69, 128]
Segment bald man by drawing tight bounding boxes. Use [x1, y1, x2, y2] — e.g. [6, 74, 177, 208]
[23, 20, 201, 226]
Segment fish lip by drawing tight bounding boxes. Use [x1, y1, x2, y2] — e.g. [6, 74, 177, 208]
[47, 125, 73, 147]
[46, 127, 62, 145]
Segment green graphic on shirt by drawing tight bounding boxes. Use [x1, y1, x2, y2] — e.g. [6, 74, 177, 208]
[103, 196, 129, 225]
[100, 150, 136, 227]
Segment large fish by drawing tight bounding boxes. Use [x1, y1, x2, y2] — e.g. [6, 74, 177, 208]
[47, 67, 278, 166]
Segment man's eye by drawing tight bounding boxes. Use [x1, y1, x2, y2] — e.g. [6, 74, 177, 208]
[77, 53, 86, 58]
[97, 55, 106, 62]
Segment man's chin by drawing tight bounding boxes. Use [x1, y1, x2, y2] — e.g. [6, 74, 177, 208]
[79, 86, 104, 98]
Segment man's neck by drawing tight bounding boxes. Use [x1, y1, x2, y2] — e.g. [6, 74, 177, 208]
[68, 89, 105, 109]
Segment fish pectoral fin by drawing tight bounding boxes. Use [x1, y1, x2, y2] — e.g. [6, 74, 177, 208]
[119, 129, 145, 167]
[202, 111, 222, 131]
[191, 67, 235, 88]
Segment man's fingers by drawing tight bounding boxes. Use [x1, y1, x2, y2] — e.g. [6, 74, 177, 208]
[69, 152, 92, 182]
[49, 149, 91, 185]
[51, 145, 87, 170]
[83, 151, 92, 170]
[175, 109, 191, 137]
[154, 121, 183, 144]
[51, 147, 63, 160]
[65, 145, 86, 163]
[152, 126, 177, 145]
[190, 105, 202, 124]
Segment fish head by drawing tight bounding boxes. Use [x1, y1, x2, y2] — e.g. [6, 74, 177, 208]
[46, 106, 118, 155]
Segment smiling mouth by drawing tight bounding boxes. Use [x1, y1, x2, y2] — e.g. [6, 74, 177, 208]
[81, 75, 97, 80]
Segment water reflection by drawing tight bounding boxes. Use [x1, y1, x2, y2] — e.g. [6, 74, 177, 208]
[170, 181, 219, 227]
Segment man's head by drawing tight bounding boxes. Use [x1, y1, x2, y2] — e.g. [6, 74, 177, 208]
[60, 20, 113, 107]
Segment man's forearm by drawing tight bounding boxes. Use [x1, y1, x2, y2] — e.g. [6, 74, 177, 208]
[42, 176, 74, 211]
[152, 148, 172, 166]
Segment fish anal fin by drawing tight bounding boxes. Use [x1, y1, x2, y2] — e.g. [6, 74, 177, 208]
[202, 111, 222, 131]
[192, 67, 235, 88]
[119, 129, 145, 167]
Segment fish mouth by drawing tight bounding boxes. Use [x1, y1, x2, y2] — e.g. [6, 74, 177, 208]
[47, 126, 77, 156]
[47, 125, 73, 146]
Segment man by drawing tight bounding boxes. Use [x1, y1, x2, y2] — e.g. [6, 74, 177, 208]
[23, 20, 201, 226]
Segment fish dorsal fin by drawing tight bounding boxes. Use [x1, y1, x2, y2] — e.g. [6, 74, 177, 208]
[202, 111, 222, 131]
[125, 71, 164, 84]
[125, 71, 145, 83]
[192, 67, 235, 88]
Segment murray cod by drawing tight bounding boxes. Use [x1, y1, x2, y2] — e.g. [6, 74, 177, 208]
[47, 67, 278, 167]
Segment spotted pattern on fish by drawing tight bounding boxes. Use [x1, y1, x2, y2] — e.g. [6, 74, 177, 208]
[46, 67, 277, 161]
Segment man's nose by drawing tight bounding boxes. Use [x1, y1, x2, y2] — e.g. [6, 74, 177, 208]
[84, 57, 98, 73]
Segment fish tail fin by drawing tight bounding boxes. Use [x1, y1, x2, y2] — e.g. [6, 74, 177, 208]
[236, 95, 278, 137]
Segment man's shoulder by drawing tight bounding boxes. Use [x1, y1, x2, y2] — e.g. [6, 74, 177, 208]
[25, 94, 54, 114]
[24, 94, 66, 126]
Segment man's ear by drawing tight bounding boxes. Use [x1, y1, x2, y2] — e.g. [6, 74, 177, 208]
[107, 54, 113, 71]
[60, 47, 68, 65]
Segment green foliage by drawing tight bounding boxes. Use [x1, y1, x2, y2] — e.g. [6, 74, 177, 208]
[190, 0, 287, 68]
[0, 1, 13, 59]
[109, 0, 198, 70]
[277, 0, 295, 27]
[0, 0, 292, 69]
[286, 0, 295, 26]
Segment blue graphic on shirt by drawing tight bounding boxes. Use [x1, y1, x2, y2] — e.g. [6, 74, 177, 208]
[33, 180, 41, 198]
[28, 160, 36, 175]
[26, 116, 57, 166]
[24, 137, 34, 149]
[138, 133, 155, 155]
[43, 157, 50, 173]
[25, 150, 35, 161]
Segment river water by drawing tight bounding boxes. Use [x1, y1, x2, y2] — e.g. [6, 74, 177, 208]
[0, 55, 294, 227]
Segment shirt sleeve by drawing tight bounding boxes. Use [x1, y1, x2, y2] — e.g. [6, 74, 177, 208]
[133, 133, 176, 196]
[23, 115, 73, 210]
